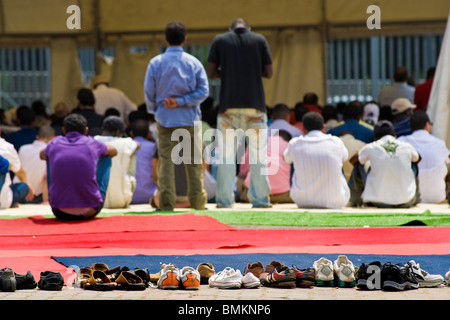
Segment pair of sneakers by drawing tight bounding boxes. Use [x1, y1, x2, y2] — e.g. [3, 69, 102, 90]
[313, 255, 356, 287]
[357, 260, 444, 290]
[259, 261, 314, 288]
[209, 267, 260, 289]
[157, 264, 201, 290]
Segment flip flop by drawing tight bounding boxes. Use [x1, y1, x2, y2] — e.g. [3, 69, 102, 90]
[115, 271, 146, 291]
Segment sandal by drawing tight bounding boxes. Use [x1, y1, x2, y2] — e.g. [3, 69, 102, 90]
[133, 268, 151, 287]
[91, 263, 121, 277]
[85, 270, 115, 291]
[115, 271, 146, 291]
[77, 267, 93, 288]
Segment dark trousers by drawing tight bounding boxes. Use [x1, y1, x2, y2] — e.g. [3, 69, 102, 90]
[348, 162, 420, 208]
[50, 156, 111, 221]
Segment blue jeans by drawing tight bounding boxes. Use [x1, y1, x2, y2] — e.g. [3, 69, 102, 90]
[50, 156, 112, 221]
[0, 172, 30, 207]
[215, 109, 271, 208]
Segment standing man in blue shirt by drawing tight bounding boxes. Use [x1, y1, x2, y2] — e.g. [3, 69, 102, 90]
[144, 21, 209, 211]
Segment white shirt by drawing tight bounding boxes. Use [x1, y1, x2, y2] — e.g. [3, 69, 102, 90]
[13, 140, 47, 196]
[359, 135, 419, 205]
[269, 119, 303, 138]
[283, 130, 350, 209]
[0, 138, 22, 209]
[95, 136, 139, 208]
[399, 130, 450, 203]
[93, 84, 137, 121]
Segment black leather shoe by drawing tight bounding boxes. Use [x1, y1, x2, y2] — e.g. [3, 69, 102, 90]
[16, 271, 37, 290]
[38, 271, 64, 291]
[0, 268, 17, 292]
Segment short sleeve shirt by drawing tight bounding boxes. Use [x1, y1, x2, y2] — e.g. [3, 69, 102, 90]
[208, 28, 272, 112]
[358, 135, 419, 205]
[45, 132, 108, 208]
[283, 131, 350, 209]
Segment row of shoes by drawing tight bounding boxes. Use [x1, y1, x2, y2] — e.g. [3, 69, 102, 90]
[207, 262, 315, 289]
[4, 257, 447, 293]
[102, 257, 450, 291]
[210, 256, 358, 289]
[201, 255, 449, 291]
[0, 268, 64, 292]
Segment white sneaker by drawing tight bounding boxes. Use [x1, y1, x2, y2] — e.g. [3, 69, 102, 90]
[313, 257, 334, 286]
[157, 264, 180, 289]
[241, 272, 260, 288]
[333, 255, 356, 287]
[406, 260, 444, 288]
[445, 269, 450, 286]
[209, 267, 242, 289]
[180, 266, 201, 290]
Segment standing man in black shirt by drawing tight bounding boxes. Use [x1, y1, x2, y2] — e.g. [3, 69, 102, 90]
[207, 18, 273, 208]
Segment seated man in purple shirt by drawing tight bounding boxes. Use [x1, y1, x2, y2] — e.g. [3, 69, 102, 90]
[40, 114, 117, 221]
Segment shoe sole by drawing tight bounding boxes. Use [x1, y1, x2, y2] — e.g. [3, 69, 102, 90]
[210, 280, 242, 289]
[242, 280, 260, 288]
[356, 279, 370, 290]
[336, 279, 356, 288]
[316, 279, 334, 287]
[84, 284, 115, 291]
[261, 280, 296, 288]
[297, 279, 315, 288]
[115, 284, 146, 291]
[159, 285, 180, 290]
[17, 282, 37, 290]
[183, 286, 200, 290]
[417, 280, 444, 288]
[383, 280, 419, 291]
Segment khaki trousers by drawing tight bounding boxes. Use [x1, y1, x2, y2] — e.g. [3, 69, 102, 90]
[156, 123, 206, 210]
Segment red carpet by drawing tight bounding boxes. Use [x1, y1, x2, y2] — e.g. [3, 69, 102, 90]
[1, 226, 449, 250]
[0, 214, 233, 236]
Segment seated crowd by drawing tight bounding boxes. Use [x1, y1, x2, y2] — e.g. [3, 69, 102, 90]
[0, 66, 448, 219]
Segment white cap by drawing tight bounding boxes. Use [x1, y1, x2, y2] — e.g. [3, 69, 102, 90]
[363, 103, 379, 125]
[391, 98, 416, 115]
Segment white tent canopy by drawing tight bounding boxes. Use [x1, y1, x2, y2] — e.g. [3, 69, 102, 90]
[0, 0, 449, 109]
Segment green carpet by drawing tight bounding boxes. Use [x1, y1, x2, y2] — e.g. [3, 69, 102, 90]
[121, 209, 450, 227]
[3, 208, 449, 227]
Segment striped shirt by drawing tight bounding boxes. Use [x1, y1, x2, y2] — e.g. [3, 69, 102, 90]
[283, 131, 350, 209]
